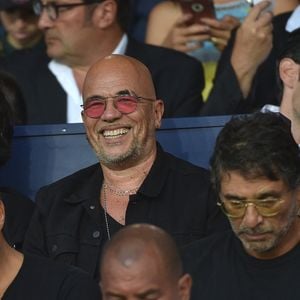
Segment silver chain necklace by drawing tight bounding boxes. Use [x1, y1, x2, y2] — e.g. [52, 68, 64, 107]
[102, 181, 142, 240]
[102, 182, 138, 196]
[102, 183, 133, 240]
[102, 185, 111, 240]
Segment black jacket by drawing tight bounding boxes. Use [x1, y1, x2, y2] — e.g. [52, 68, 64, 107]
[0, 38, 204, 124]
[24, 145, 229, 278]
[203, 12, 292, 115]
[1, 187, 35, 250]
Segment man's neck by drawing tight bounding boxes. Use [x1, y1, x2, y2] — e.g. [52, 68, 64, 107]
[101, 147, 157, 191]
[290, 120, 300, 144]
[0, 241, 23, 298]
[62, 30, 124, 93]
[273, 0, 299, 16]
[280, 92, 300, 144]
[58, 27, 123, 69]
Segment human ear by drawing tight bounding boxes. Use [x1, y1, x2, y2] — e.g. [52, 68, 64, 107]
[0, 200, 5, 231]
[92, 0, 117, 29]
[178, 273, 192, 300]
[154, 99, 164, 129]
[279, 58, 300, 90]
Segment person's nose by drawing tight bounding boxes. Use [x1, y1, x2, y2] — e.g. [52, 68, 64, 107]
[240, 204, 264, 229]
[38, 8, 53, 30]
[14, 18, 27, 30]
[100, 100, 122, 122]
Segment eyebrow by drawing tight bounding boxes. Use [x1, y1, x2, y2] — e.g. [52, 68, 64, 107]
[105, 292, 125, 299]
[105, 289, 160, 299]
[137, 289, 161, 298]
[85, 89, 134, 102]
[222, 191, 283, 201]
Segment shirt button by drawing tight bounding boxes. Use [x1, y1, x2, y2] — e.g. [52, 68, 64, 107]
[90, 205, 95, 210]
[92, 231, 100, 238]
[52, 244, 58, 252]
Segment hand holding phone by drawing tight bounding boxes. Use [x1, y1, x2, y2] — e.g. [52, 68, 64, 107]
[178, 0, 215, 25]
[247, 0, 274, 13]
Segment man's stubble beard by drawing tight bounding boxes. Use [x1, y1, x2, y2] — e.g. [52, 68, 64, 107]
[231, 200, 298, 254]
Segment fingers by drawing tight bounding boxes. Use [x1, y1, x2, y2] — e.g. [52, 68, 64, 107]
[222, 15, 241, 29]
[174, 13, 195, 27]
[163, 20, 210, 53]
[245, 0, 272, 22]
[201, 17, 239, 31]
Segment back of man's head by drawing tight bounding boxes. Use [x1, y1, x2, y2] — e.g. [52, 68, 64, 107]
[278, 28, 300, 64]
[210, 112, 300, 194]
[100, 224, 191, 300]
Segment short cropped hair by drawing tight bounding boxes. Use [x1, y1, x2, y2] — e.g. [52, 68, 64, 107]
[278, 28, 300, 64]
[0, 88, 14, 166]
[210, 113, 300, 194]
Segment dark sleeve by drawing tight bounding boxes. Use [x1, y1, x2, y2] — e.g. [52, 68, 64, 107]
[59, 271, 101, 300]
[170, 58, 204, 117]
[23, 187, 49, 257]
[200, 30, 245, 116]
[1, 188, 35, 250]
[155, 55, 204, 118]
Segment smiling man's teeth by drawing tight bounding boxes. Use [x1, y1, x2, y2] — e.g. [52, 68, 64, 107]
[103, 128, 129, 138]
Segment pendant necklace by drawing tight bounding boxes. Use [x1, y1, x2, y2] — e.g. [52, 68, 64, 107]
[102, 185, 111, 240]
[102, 182, 139, 240]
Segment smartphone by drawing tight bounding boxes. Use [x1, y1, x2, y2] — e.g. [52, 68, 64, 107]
[246, 0, 274, 13]
[178, 0, 215, 25]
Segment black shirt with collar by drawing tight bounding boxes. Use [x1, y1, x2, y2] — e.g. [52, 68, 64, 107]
[24, 144, 229, 278]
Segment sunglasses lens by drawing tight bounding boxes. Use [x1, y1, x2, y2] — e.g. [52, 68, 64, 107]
[221, 199, 283, 218]
[85, 101, 105, 118]
[83, 96, 139, 118]
[115, 96, 138, 114]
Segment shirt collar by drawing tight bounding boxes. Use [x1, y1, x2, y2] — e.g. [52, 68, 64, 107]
[112, 34, 128, 55]
[286, 5, 300, 32]
[138, 143, 170, 198]
[64, 143, 168, 204]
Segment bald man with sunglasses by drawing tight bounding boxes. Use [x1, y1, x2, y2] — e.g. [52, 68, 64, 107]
[183, 112, 300, 300]
[24, 55, 229, 279]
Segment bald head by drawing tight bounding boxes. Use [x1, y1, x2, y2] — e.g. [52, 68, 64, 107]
[101, 224, 182, 280]
[100, 224, 191, 299]
[83, 55, 157, 101]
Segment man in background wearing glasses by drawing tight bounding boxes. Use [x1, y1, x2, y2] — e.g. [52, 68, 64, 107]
[24, 54, 229, 279]
[0, 0, 205, 124]
[183, 112, 300, 300]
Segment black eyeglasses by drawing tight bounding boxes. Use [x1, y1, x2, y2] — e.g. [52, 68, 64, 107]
[81, 95, 156, 119]
[33, 0, 99, 21]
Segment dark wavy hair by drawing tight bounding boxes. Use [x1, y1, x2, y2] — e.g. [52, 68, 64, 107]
[210, 112, 300, 194]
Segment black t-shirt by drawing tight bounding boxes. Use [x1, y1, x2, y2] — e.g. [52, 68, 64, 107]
[183, 230, 300, 300]
[3, 254, 101, 300]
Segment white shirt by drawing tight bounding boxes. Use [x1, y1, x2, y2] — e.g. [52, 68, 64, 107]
[48, 34, 128, 123]
[286, 5, 300, 32]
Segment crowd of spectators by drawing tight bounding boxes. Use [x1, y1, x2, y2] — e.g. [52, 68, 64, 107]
[0, 0, 300, 299]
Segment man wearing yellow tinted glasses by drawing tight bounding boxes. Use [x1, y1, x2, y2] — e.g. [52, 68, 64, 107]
[183, 112, 300, 300]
